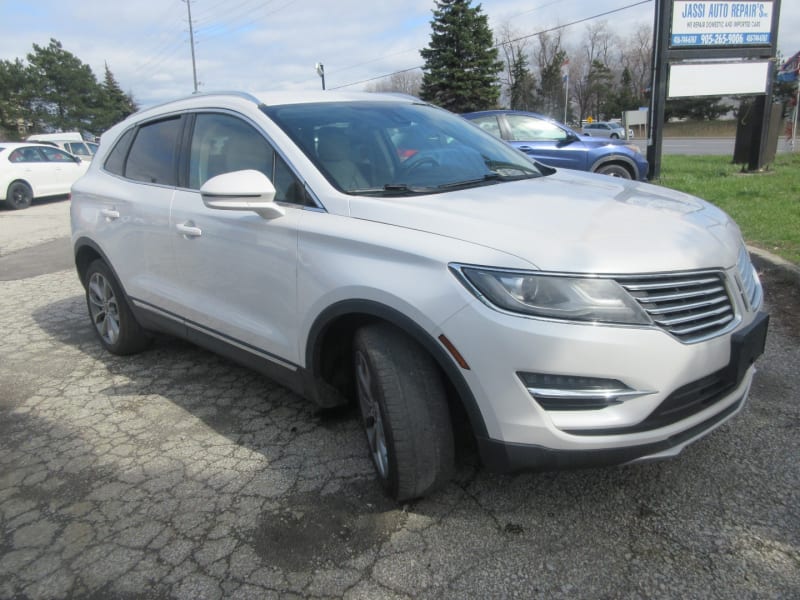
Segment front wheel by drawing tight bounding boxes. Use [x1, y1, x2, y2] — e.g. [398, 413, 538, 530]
[595, 163, 633, 179]
[4, 181, 33, 210]
[85, 259, 150, 355]
[354, 323, 454, 501]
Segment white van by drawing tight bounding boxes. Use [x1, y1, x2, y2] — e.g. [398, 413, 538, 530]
[26, 132, 98, 160]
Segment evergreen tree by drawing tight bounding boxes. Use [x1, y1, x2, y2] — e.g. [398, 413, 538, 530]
[419, 0, 503, 112]
[508, 53, 536, 111]
[0, 59, 35, 139]
[93, 63, 137, 132]
[534, 50, 568, 119]
[587, 59, 613, 119]
[26, 38, 102, 132]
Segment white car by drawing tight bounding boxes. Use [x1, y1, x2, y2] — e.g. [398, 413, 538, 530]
[1, 142, 89, 210]
[26, 132, 99, 161]
[70, 91, 768, 501]
[582, 121, 633, 139]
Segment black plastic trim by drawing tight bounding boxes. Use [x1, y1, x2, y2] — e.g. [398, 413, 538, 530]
[479, 393, 745, 473]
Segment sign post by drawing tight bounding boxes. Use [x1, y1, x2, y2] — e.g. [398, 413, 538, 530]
[647, 0, 782, 178]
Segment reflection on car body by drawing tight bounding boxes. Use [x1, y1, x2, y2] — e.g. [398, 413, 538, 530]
[463, 110, 647, 180]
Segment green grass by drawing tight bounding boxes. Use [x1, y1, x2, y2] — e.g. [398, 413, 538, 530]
[657, 153, 800, 264]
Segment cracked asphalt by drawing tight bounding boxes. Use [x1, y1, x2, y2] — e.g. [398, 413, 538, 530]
[1, 200, 798, 599]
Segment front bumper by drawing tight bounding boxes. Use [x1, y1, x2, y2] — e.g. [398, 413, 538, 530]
[439, 283, 768, 470]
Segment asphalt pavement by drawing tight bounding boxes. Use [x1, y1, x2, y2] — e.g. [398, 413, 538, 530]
[1, 200, 798, 599]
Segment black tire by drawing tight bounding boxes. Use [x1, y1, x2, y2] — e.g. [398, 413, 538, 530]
[610, 133, 619, 139]
[4, 181, 33, 210]
[353, 323, 454, 501]
[595, 163, 633, 179]
[84, 259, 150, 355]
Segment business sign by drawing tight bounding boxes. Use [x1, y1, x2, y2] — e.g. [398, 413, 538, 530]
[668, 61, 771, 96]
[671, 1, 773, 47]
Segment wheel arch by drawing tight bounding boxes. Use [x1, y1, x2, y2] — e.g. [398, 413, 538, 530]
[304, 299, 489, 439]
[73, 237, 123, 290]
[590, 155, 638, 178]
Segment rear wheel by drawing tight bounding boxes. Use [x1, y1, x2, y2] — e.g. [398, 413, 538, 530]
[4, 181, 33, 210]
[595, 163, 633, 179]
[85, 259, 150, 355]
[353, 323, 454, 501]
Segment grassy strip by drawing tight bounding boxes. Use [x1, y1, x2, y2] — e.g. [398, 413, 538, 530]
[658, 152, 800, 264]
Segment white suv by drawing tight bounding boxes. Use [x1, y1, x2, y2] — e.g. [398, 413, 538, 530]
[71, 91, 768, 501]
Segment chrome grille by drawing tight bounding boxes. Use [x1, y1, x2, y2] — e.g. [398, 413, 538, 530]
[617, 271, 735, 343]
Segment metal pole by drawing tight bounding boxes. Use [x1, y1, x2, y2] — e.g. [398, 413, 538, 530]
[185, 0, 198, 93]
[793, 85, 799, 150]
[563, 72, 569, 124]
[316, 63, 326, 90]
[646, 0, 670, 180]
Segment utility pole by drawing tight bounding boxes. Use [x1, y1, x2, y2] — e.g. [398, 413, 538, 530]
[184, 0, 198, 93]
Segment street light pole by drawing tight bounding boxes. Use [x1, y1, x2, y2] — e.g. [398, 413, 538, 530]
[315, 63, 325, 90]
[184, 0, 198, 93]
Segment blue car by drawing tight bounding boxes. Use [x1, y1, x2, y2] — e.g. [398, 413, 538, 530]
[462, 110, 648, 181]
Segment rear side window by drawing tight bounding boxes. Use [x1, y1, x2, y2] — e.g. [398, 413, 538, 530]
[125, 117, 182, 185]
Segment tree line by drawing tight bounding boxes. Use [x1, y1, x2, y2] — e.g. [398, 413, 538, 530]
[369, 0, 734, 124]
[0, 39, 137, 141]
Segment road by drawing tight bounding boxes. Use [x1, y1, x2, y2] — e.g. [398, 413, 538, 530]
[634, 136, 796, 155]
[1, 201, 798, 599]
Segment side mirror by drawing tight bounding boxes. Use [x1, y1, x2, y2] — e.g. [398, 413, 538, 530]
[200, 169, 285, 219]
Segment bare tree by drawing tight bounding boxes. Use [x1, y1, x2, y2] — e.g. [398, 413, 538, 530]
[496, 22, 536, 110]
[619, 23, 652, 104]
[531, 30, 567, 118]
[365, 70, 423, 96]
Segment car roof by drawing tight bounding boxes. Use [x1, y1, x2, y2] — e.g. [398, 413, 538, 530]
[132, 90, 422, 121]
[0, 142, 76, 150]
[462, 109, 551, 120]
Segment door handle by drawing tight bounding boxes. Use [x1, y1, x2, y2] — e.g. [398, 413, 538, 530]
[176, 222, 202, 238]
[100, 208, 120, 220]
[518, 146, 534, 152]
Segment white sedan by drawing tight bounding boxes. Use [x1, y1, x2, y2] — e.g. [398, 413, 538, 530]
[0, 142, 89, 210]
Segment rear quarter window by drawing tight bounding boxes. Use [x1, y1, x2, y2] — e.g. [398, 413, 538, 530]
[104, 128, 135, 176]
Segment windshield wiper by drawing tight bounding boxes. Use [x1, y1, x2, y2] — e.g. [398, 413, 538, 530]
[348, 183, 433, 196]
[435, 173, 502, 190]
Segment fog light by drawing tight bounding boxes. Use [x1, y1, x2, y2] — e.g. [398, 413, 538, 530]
[518, 372, 654, 411]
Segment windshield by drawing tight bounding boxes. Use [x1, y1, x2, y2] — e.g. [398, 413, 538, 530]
[263, 101, 543, 195]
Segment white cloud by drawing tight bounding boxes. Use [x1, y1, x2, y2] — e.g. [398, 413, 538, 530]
[1, 0, 797, 109]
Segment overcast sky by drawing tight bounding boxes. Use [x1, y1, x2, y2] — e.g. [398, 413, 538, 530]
[1, 0, 798, 108]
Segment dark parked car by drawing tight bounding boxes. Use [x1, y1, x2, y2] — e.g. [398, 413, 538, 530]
[463, 110, 648, 180]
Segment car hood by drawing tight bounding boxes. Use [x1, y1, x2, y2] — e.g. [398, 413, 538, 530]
[347, 170, 742, 274]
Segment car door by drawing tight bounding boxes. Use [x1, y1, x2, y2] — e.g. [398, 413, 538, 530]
[91, 116, 183, 316]
[170, 111, 304, 365]
[9, 147, 54, 196]
[502, 114, 589, 171]
[39, 146, 88, 193]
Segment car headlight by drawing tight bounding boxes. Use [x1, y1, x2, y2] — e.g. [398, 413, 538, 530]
[457, 266, 652, 325]
[624, 144, 642, 155]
